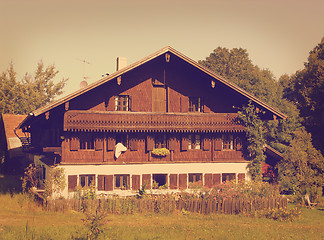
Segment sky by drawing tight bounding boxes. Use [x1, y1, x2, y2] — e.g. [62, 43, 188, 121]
[1, 0, 323, 96]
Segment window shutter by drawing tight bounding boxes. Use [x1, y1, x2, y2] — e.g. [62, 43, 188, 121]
[68, 175, 77, 191]
[97, 175, 104, 191]
[128, 96, 132, 111]
[70, 137, 79, 151]
[105, 175, 113, 191]
[146, 136, 154, 152]
[181, 96, 189, 113]
[238, 173, 245, 182]
[132, 175, 140, 190]
[212, 174, 221, 185]
[235, 137, 243, 151]
[203, 138, 210, 151]
[214, 136, 222, 151]
[95, 138, 103, 151]
[181, 136, 188, 151]
[169, 174, 178, 189]
[129, 138, 138, 151]
[142, 174, 151, 189]
[204, 174, 213, 188]
[107, 136, 115, 151]
[179, 174, 187, 189]
[168, 137, 177, 151]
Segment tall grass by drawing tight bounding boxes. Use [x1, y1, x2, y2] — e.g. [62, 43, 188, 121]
[0, 193, 323, 239]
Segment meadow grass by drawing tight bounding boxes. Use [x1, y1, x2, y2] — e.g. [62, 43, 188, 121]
[0, 193, 323, 239]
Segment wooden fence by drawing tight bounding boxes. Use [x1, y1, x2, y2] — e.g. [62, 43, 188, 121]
[44, 197, 288, 215]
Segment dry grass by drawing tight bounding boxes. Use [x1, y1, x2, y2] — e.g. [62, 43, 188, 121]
[0, 193, 323, 239]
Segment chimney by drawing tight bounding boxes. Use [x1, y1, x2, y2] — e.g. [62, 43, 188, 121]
[116, 57, 127, 71]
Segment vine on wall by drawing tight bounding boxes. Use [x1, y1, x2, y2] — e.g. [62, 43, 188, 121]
[238, 101, 266, 181]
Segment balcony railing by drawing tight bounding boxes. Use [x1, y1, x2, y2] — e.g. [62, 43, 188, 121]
[64, 110, 245, 133]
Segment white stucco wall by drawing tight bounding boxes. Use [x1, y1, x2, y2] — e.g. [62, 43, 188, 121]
[56, 162, 250, 198]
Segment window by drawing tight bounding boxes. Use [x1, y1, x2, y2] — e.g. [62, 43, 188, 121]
[116, 134, 129, 148]
[154, 134, 167, 149]
[189, 97, 202, 112]
[80, 175, 95, 188]
[115, 95, 129, 111]
[188, 134, 201, 149]
[114, 174, 130, 189]
[222, 134, 233, 150]
[222, 173, 235, 183]
[189, 173, 202, 183]
[80, 134, 94, 150]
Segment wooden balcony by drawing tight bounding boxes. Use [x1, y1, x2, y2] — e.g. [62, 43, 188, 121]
[64, 110, 245, 133]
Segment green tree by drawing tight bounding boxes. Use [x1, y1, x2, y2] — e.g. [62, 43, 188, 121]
[281, 37, 324, 154]
[199, 47, 279, 106]
[199, 47, 299, 154]
[278, 128, 324, 202]
[199, 46, 324, 198]
[0, 62, 67, 114]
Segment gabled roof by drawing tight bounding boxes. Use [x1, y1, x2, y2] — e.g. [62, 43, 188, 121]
[2, 114, 26, 138]
[18, 46, 287, 128]
[1, 114, 26, 150]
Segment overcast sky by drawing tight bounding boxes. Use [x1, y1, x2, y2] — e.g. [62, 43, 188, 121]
[1, 0, 323, 96]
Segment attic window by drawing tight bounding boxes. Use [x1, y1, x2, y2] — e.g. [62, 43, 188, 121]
[115, 95, 129, 111]
[188, 134, 201, 150]
[222, 134, 233, 150]
[189, 97, 203, 112]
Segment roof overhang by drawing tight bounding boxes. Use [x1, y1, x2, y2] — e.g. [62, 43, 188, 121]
[18, 46, 287, 129]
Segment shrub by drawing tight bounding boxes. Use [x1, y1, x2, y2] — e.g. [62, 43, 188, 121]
[44, 167, 66, 199]
[21, 164, 39, 193]
[189, 180, 281, 201]
[248, 206, 301, 222]
[82, 207, 108, 240]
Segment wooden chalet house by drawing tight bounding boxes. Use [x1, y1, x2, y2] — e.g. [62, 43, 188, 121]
[17, 46, 286, 198]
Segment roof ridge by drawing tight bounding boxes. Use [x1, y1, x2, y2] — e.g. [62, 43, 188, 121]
[19, 45, 287, 129]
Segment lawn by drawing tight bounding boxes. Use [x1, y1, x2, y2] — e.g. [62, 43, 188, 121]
[0, 193, 323, 240]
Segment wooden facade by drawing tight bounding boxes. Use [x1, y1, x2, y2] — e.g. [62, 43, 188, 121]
[18, 46, 286, 197]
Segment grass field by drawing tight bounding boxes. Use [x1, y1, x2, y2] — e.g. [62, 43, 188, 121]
[0, 193, 323, 240]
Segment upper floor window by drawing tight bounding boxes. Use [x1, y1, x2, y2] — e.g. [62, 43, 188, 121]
[154, 134, 167, 149]
[116, 134, 129, 148]
[188, 134, 201, 150]
[115, 95, 129, 111]
[80, 134, 94, 150]
[189, 97, 203, 112]
[222, 134, 233, 150]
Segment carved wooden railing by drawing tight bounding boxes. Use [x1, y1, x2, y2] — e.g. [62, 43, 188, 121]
[64, 110, 245, 133]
